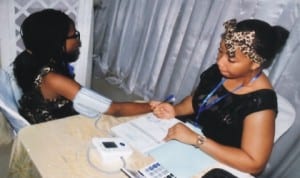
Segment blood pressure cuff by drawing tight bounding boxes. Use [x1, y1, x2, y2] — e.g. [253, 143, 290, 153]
[73, 87, 112, 118]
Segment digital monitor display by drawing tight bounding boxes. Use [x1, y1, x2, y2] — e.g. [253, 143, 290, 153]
[102, 141, 118, 148]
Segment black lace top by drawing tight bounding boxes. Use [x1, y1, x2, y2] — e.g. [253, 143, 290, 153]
[191, 64, 277, 147]
[18, 66, 78, 124]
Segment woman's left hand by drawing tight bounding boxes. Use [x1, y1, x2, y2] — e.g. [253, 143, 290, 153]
[164, 123, 198, 145]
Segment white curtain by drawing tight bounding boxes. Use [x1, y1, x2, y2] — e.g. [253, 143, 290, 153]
[93, 0, 299, 101]
[93, 0, 300, 177]
[93, 0, 222, 101]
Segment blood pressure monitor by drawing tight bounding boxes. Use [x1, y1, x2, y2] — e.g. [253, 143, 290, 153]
[92, 137, 133, 160]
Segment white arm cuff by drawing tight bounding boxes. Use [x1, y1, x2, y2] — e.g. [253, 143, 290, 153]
[73, 87, 112, 118]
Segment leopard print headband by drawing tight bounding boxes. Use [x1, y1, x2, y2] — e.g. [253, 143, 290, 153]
[222, 19, 266, 64]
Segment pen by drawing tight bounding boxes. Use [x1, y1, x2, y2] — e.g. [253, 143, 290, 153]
[121, 167, 145, 178]
[152, 94, 176, 109]
[162, 94, 176, 104]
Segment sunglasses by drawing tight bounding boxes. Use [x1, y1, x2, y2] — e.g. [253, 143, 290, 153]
[66, 30, 80, 40]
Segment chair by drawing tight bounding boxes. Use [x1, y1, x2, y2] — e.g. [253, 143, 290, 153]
[257, 93, 296, 177]
[0, 68, 30, 134]
[273, 94, 295, 142]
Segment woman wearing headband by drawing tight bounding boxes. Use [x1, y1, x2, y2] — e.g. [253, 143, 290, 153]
[152, 19, 289, 175]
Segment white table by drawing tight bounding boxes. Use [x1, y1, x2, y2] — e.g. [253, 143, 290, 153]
[7, 114, 252, 178]
[8, 115, 156, 178]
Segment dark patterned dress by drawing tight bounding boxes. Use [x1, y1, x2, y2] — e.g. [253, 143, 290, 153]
[190, 64, 277, 147]
[18, 66, 78, 124]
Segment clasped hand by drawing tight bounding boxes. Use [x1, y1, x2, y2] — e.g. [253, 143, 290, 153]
[150, 101, 198, 146]
[150, 101, 175, 119]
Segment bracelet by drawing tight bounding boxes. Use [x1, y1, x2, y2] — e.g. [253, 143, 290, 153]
[195, 134, 206, 147]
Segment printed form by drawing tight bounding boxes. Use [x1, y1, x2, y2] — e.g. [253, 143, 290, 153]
[111, 113, 180, 153]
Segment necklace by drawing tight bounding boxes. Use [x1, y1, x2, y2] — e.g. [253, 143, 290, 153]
[192, 71, 262, 128]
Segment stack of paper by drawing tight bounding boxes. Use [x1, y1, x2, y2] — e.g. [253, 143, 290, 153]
[111, 113, 180, 153]
[110, 113, 218, 177]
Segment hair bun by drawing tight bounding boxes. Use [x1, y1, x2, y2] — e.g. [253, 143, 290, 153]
[272, 25, 289, 53]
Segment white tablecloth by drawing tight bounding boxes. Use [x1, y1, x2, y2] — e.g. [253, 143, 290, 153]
[7, 114, 253, 178]
[8, 115, 155, 178]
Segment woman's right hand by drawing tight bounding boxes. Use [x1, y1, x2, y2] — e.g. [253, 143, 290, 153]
[152, 102, 176, 119]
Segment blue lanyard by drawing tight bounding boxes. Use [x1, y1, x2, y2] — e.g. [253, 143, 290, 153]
[193, 71, 262, 128]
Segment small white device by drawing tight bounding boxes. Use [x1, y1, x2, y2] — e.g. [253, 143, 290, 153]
[92, 137, 133, 160]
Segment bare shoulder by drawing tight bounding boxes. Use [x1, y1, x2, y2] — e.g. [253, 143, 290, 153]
[38, 72, 68, 99]
[253, 72, 273, 90]
[42, 72, 80, 92]
[43, 72, 66, 81]
[235, 72, 273, 94]
[41, 72, 80, 100]
[43, 72, 73, 85]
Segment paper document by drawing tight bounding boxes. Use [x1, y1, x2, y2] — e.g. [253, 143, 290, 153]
[148, 122, 217, 178]
[111, 114, 219, 177]
[111, 113, 180, 153]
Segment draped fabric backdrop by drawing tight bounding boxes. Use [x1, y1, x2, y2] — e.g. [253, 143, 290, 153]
[93, 0, 300, 177]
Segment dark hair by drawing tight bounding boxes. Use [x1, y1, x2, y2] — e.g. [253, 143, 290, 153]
[21, 9, 74, 60]
[236, 19, 289, 68]
[14, 9, 74, 92]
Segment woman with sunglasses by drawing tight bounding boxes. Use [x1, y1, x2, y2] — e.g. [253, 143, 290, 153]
[151, 19, 289, 176]
[13, 9, 154, 124]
